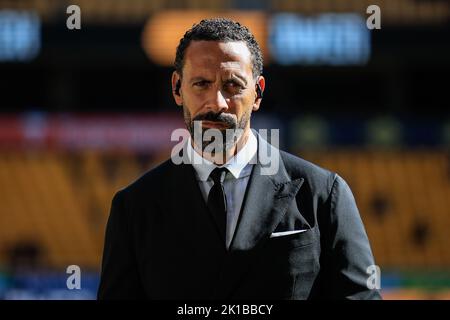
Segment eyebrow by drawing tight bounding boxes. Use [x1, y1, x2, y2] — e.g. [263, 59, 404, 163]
[230, 74, 248, 86]
[189, 76, 211, 83]
[189, 74, 248, 86]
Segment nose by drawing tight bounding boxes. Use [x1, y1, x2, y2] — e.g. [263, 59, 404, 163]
[204, 89, 229, 113]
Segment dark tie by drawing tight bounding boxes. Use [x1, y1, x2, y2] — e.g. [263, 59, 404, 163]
[207, 167, 228, 242]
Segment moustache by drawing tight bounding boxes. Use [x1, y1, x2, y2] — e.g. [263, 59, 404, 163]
[192, 112, 237, 128]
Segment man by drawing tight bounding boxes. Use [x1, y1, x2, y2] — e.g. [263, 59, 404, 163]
[98, 18, 381, 300]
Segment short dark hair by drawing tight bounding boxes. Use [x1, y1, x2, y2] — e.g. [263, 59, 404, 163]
[174, 18, 263, 79]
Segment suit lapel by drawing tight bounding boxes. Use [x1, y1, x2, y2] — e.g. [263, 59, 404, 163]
[165, 161, 229, 297]
[171, 161, 226, 251]
[212, 136, 304, 299]
[229, 164, 304, 252]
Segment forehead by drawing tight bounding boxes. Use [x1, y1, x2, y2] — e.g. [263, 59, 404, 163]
[183, 41, 253, 76]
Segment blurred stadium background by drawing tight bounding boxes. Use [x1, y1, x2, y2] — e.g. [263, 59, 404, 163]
[0, 0, 449, 300]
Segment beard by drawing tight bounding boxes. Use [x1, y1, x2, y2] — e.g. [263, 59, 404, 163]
[183, 106, 251, 154]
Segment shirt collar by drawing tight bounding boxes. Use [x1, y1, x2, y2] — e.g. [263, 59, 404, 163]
[187, 130, 257, 181]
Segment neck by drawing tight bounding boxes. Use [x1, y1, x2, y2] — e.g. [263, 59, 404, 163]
[192, 126, 251, 165]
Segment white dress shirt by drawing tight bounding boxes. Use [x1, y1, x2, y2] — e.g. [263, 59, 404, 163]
[186, 131, 258, 249]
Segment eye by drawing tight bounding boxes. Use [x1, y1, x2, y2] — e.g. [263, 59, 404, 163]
[193, 80, 209, 88]
[224, 81, 244, 91]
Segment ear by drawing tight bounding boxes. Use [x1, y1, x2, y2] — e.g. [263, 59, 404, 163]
[171, 71, 183, 106]
[253, 76, 265, 111]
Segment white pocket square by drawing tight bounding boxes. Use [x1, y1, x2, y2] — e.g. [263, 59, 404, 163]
[270, 229, 308, 238]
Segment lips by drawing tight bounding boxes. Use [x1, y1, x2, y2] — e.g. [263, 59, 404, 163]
[201, 121, 229, 129]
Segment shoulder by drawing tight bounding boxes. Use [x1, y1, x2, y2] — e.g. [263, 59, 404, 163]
[279, 150, 339, 196]
[279, 150, 357, 217]
[114, 157, 176, 202]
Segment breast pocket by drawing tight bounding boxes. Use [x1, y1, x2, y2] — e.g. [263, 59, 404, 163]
[257, 226, 320, 299]
[268, 226, 318, 249]
[264, 226, 320, 270]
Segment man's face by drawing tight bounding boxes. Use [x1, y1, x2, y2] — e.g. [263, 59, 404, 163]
[172, 40, 265, 153]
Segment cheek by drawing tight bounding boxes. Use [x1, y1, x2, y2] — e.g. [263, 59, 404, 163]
[182, 93, 203, 114]
[231, 94, 255, 113]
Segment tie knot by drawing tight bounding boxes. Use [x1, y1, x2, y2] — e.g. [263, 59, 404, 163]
[209, 167, 228, 185]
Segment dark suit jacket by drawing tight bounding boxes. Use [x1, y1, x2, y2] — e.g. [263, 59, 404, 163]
[98, 134, 381, 300]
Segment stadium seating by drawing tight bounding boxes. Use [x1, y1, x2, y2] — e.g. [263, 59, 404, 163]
[0, 149, 449, 271]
